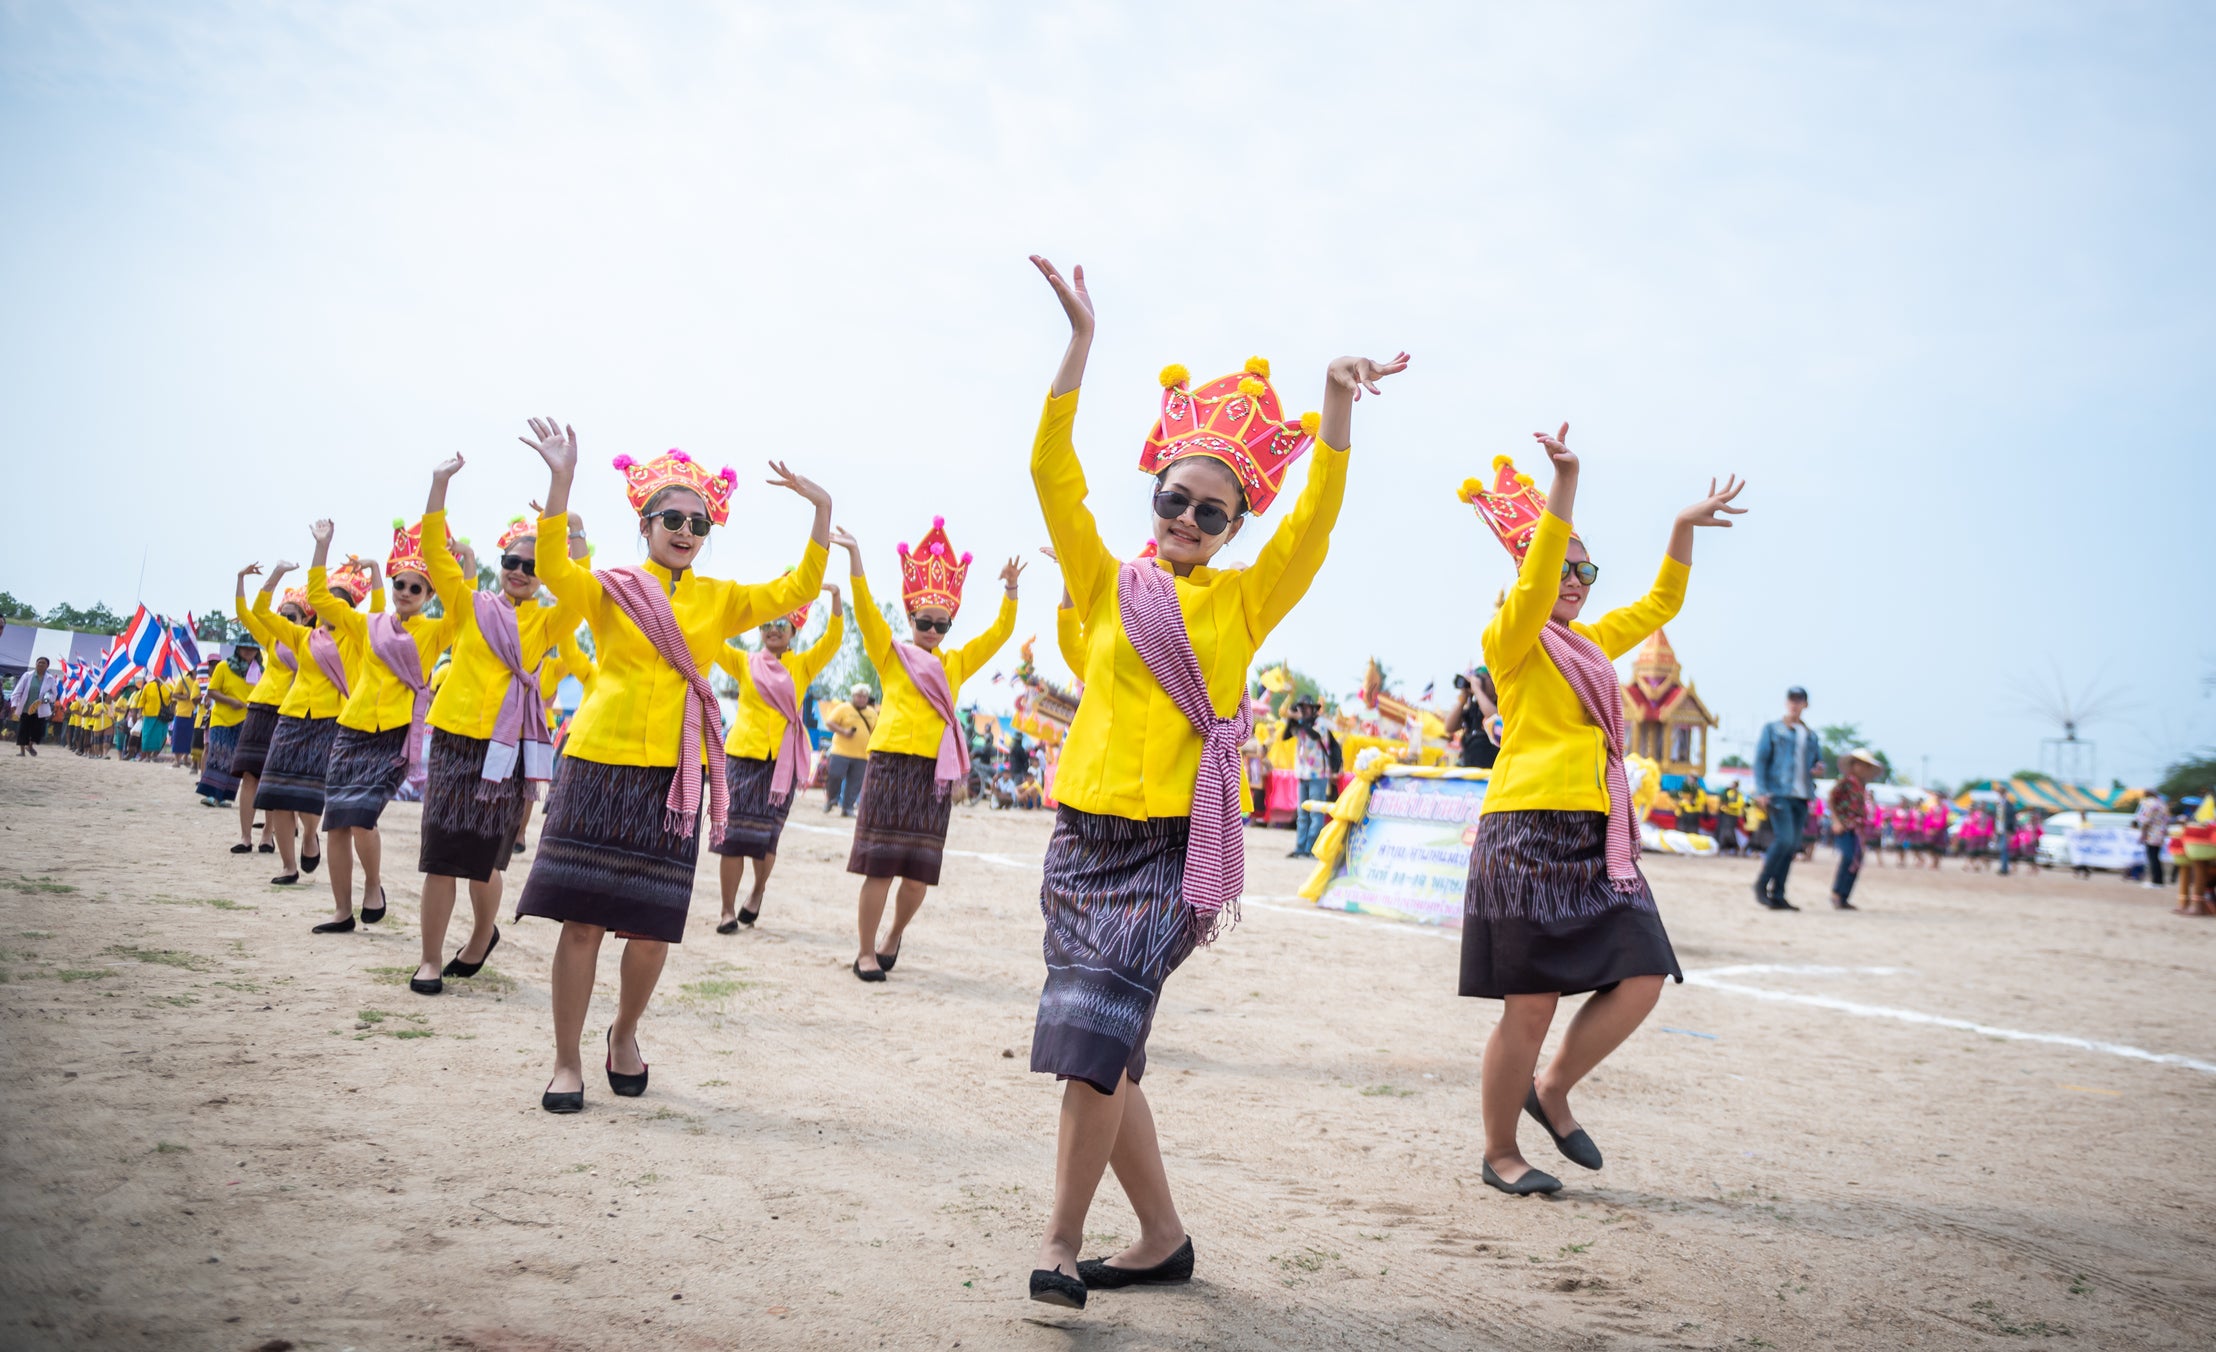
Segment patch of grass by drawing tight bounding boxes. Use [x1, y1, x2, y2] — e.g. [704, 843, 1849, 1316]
[389, 1028, 435, 1040]
[700, 1078, 730, 1088]
[211, 980, 264, 993]
[107, 945, 213, 971]
[156, 994, 200, 1007]
[153, 1141, 189, 1154]
[18, 931, 55, 939]
[357, 1008, 425, 1026]
[2068, 1274, 2091, 1297]
[363, 966, 417, 986]
[1271, 1247, 1339, 1275]
[55, 969, 114, 982]
[155, 896, 255, 912]
[1359, 1084, 1415, 1098]
[1559, 1241, 1593, 1257]
[679, 976, 754, 1003]
[1970, 1299, 2070, 1338]
[7, 875, 76, 895]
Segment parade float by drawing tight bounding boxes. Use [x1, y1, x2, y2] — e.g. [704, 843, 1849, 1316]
[1009, 634, 1078, 804]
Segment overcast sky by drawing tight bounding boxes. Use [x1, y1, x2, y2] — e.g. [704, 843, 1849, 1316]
[2, 2, 2210, 787]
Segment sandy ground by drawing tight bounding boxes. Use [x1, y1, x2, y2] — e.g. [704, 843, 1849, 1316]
[2, 750, 2213, 1352]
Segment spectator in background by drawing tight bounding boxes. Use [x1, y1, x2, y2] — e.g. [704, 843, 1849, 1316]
[1280, 695, 1340, 859]
[10, 657, 54, 756]
[1008, 732, 1031, 785]
[820, 684, 877, 817]
[1827, 749, 1881, 910]
[2136, 792, 2172, 889]
[1752, 685, 1823, 911]
[1445, 666, 1501, 770]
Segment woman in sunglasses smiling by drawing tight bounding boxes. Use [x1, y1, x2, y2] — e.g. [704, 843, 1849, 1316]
[406, 488, 590, 996]
[843, 519, 1022, 980]
[305, 461, 471, 934]
[514, 420, 832, 1113]
[1022, 254, 1407, 1309]
[1456, 429, 1746, 1196]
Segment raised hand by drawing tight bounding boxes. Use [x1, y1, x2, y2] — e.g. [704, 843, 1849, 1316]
[310, 519, 336, 547]
[1676, 475, 1749, 528]
[1533, 423, 1576, 476]
[766, 460, 830, 507]
[520, 418, 578, 475]
[239, 562, 263, 579]
[432, 453, 466, 482]
[828, 526, 860, 555]
[822, 582, 842, 612]
[1000, 556, 1027, 593]
[1029, 256, 1095, 338]
[270, 559, 298, 576]
[1327, 352, 1411, 400]
[1039, 545, 1058, 563]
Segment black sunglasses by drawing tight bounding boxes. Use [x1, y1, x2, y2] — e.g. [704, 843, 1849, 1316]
[1560, 560, 1599, 586]
[910, 615, 951, 634]
[392, 578, 427, 597]
[1152, 488, 1236, 537]
[645, 509, 713, 537]
[501, 554, 537, 576]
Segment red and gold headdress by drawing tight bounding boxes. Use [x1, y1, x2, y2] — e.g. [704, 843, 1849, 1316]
[328, 560, 373, 607]
[495, 516, 535, 553]
[897, 517, 971, 617]
[1459, 455, 1579, 563]
[763, 568, 813, 630]
[1139, 356, 1318, 517]
[387, 517, 429, 580]
[280, 587, 314, 622]
[611, 449, 738, 526]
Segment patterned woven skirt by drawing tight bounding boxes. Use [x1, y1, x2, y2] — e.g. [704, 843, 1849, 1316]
[515, 756, 705, 944]
[1460, 809, 1681, 999]
[231, 704, 281, 780]
[418, 728, 533, 882]
[194, 724, 243, 803]
[252, 715, 338, 815]
[322, 725, 412, 832]
[710, 755, 795, 859]
[845, 751, 952, 884]
[1030, 806, 1197, 1095]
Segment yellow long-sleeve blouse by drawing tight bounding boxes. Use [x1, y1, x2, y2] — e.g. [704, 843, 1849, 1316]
[135, 682, 168, 717]
[711, 611, 844, 761]
[539, 623, 597, 712]
[259, 577, 383, 721]
[1055, 602, 1086, 683]
[1480, 510, 1689, 816]
[850, 573, 1014, 758]
[534, 512, 827, 768]
[234, 594, 298, 708]
[420, 516, 578, 741]
[1034, 387, 1347, 820]
[206, 661, 255, 729]
[311, 522, 465, 735]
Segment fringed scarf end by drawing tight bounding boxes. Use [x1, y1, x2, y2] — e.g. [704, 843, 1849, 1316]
[1187, 898, 1239, 948]
[664, 806, 700, 839]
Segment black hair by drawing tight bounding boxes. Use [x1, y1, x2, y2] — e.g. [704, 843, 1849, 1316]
[1154, 462, 1248, 518]
[642, 484, 707, 517]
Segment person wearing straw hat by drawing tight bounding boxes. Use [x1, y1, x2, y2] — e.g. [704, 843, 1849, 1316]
[1826, 748, 1883, 910]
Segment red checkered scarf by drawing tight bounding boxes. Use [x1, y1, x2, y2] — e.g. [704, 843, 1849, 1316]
[747, 648, 812, 804]
[598, 565, 727, 839]
[368, 612, 431, 777]
[1537, 620, 1640, 891]
[1117, 559, 1252, 944]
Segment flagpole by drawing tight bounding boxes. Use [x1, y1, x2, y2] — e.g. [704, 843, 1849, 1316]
[136, 546, 148, 606]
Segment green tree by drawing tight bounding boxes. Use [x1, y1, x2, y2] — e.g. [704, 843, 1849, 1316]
[1253, 660, 1325, 715]
[1719, 753, 1749, 769]
[41, 601, 126, 634]
[2157, 753, 2216, 803]
[809, 602, 889, 706]
[0, 592, 39, 622]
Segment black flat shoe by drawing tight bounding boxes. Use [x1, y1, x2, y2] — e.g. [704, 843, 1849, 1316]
[230, 843, 253, 854]
[851, 959, 886, 983]
[541, 1083, 583, 1114]
[1078, 1236, 1194, 1289]
[876, 948, 899, 973]
[736, 906, 759, 927]
[1523, 1084, 1603, 1170]
[271, 872, 301, 886]
[442, 926, 499, 978]
[301, 849, 321, 875]
[311, 916, 355, 934]
[1028, 1268, 1086, 1309]
[409, 974, 443, 996]
[257, 842, 276, 853]
[605, 1028, 648, 1097]
[361, 885, 386, 925]
[715, 917, 740, 935]
[1481, 1160, 1562, 1195]
[1772, 896, 1801, 912]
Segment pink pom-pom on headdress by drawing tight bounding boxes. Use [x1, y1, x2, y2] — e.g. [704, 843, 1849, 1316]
[959, 552, 973, 565]
[615, 448, 739, 525]
[668, 449, 692, 464]
[611, 454, 637, 471]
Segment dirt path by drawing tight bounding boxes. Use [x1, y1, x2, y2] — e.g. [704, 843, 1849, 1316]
[3, 751, 2212, 1349]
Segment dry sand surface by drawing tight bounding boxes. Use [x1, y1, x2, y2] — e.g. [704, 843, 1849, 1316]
[3, 751, 2214, 1351]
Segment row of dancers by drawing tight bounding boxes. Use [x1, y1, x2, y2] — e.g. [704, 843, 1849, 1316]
[142, 255, 1748, 1309]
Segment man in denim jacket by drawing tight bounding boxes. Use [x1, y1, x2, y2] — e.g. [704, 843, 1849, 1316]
[1752, 686, 1823, 910]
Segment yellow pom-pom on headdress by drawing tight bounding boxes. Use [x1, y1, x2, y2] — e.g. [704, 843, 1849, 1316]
[1237, 376, 1267, 398]
[1243, 356, 1271, 379]
[1139, 354, 1315, 516]
[1159, 364, 1190, 388]
[1300, 411, 1320, 435]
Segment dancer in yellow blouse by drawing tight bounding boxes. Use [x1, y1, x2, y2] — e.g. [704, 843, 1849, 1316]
[710, 571, 846, 933]
[194, 641, 257, 811]
[252, 554, 380, 888]
[409, 501, 591, 997]
[515, 418, 832, 1114]
[842, 522, 1021, 981]
[1023, 254, 1407, 1308]
[231, 564, 305, 859]
[1457, 430, 1745, 1195]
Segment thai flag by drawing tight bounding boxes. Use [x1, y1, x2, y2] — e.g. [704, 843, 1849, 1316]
[170, 616, 202, 671]
[96, 626, 143, 695]
[117, 605, 165, 669]
[145, 628, 187, 682]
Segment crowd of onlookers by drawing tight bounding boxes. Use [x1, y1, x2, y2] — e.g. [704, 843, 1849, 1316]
[6, 657, 212, 782]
